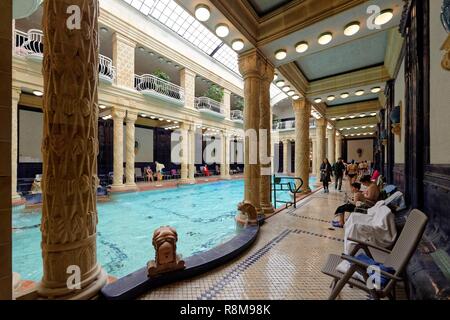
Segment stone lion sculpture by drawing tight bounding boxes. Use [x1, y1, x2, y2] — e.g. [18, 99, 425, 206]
[237, 201, 258, 225]
[147, 226, 185, 277]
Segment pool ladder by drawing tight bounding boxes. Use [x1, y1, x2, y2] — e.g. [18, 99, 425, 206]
[271, 175, 304, 209]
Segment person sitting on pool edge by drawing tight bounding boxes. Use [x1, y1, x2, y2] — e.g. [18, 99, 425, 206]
[145, 166, 154, 182]
[332, 182, 364, 228]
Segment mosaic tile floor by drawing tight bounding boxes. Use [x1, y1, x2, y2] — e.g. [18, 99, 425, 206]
[139, 182, 406, 300]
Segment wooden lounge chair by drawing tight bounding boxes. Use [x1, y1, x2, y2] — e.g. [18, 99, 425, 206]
[321, 209, 428, 300]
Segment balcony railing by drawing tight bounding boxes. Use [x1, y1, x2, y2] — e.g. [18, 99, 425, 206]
[135, 74, 185, 103]
[14, 29, 43, 60]
[273, 119, 317, 131]
[231, 110, 244, 122]
[195, 97, 225, 117]
[99, 54, 116, 83]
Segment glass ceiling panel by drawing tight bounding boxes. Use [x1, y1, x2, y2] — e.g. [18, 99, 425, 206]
[121, 0, 239, 73]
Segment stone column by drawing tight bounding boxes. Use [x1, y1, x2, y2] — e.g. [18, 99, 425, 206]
[221, 131, 231, 180]
[259, 61, 275, 214]
[0, 0, 12, 299]
[180, 68, 196, 110]
[282, 140, 289, 175]
[293, 99, 311, 192]
[11, 89, 21, 201]
[38, 0, 107, 299]
[312, 137, 318, 177]
[187, 125, 196, 182]
[316, 118, 327, 172]
[125, 112, 138, 189]
[222, 89, 231, 120]
[327, 127, 336, 164]
[238, 49, 263, 211]
[112, 108, 125, 191]
[179, 123, 191, 184]
[336, 134, 342, 160]
[112, 32, 136, 89]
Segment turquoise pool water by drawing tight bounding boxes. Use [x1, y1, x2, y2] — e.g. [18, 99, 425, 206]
[12, 177, 316, 281]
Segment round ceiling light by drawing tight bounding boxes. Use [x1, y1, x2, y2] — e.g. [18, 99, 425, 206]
[231, 39, 245, 51]
[375, 9, 394, 26]
[282, 86, 291, 92]
[344, 22, 361, 36]
[33, 90, 43, 97]
[276, 80, 285, 87]
[314, 98, 322, 104]
[100, 26, 109, 33]
[318, 32, 333, 45]
[371, 87, 382, 93]
[331, 117, 337, 121]
[327, 95, 336, 102]
[292, 95, 300, 100]
[349, 115, 356, 119]
[287, 90, 295, 96]
[295, 41, 309, 53]
[195, 4, 211, 22]
[215, 24, 230, 38]
[340, 92, 350, 99]
[99, 105, 106, 109]
[355, 90, 365, 96]
[370, 112, 378, 116]
[275, 49, 287, 60]
[360, 114, 366, 118]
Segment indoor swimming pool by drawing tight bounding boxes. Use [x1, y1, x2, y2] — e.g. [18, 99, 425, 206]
[12, 177, 317, 281]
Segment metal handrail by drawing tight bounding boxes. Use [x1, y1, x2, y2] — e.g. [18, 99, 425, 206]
[271, 175, 304, 209]
[195, 97, 224, 115]
[135, 74, 185, 102]
[99, 54, 116, 81]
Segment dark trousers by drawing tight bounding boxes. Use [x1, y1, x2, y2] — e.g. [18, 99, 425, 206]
[335, 175, 343, 190]
[334, 203, 356, 216]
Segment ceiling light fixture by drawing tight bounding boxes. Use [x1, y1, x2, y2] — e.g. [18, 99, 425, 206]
[370, 112, 378, 116]
[314, 98, 322, 103]
[371, 87, 382, 93]
[318, 32, 333, 45]
[355, 90, 365, 96]
[360, 114, 366, 118]
[231, 39, 245, 51]
[276, 80, 285, 87]
[287, 90, 295, 96]
[275, 49, 287, 60]
[99, 105, 106, 109]
[292, 95, 300, 100]
[327, 95, 336, 102]
[375, 9, 394, 26]
[215, 24, 230, 38]
[349, 115, 356, 119]
[340, 92, 349, 99]
[295, 41, 309, 53]
[282, 86, 291, 92]
[33, 90, 43, 97]
[273, 74, 278, 81]
[331, 117, 337, 121]
[100, 26, 109, 33]
[344, 21, 361, 36]
[195, 4, 211, 22]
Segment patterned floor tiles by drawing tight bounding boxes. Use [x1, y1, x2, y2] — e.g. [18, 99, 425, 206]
[139, 184, 405, 300]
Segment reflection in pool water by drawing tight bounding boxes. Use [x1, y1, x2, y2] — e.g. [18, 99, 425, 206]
[12, 177, 316, 281]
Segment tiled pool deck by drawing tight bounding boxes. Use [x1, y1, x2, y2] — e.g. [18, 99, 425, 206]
[139, 184, 406, 300]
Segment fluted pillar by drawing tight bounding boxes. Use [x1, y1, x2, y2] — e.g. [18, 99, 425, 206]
[293, 99, 311, 192]
[312, 137, 318, 177]
[125, 112, 138, 189]
[221, 131, 231, 180]
[187, 125, 196, 182]
[336, 134, 342, 160]
[259, 61, 275, 214]
[327, 127, 336, 164]
[316, 118, 327, 171]
[238, 49, 263, 211]
[282, 140, 289, 175]
[39, 0, 107, 299]
[112, 108, 125, 191]
[11, 89, 21, 201]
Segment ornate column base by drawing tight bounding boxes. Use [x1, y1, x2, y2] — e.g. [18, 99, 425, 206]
[37, 267, 108, 300]
[110, 184, 136, 193]
[261, 205, 275, 215]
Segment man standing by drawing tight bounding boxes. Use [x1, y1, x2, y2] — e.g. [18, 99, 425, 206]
[334, 158, 346, 191]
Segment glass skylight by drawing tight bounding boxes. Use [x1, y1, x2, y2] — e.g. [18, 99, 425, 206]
[121, 0, 239, 73]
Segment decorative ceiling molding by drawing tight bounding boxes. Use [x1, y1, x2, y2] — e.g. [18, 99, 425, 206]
[384, 28, 405, 78]
[277, 62, 309, 96]
[326, 100, 382, 118]
[307, 65, 390, 97]
[335, 117, 379, 129]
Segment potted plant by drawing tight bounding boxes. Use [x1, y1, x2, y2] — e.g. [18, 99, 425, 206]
[234, 97, 244, 111]
[204, 84, 224, 103]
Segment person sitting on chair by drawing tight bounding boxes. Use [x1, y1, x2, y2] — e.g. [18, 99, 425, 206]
[332, 182, 364, 228]
[203, 164, 211, 177]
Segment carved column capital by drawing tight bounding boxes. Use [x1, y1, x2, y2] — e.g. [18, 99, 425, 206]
[238, 49, 265, 79]
[442, 34, 450, 71]
[126, 111, 138, 123]
[112, 108, 126, 120]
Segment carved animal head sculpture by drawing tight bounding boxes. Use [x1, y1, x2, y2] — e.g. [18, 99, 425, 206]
[152, 226, 178, 265]
[237, 201, 258, 224]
